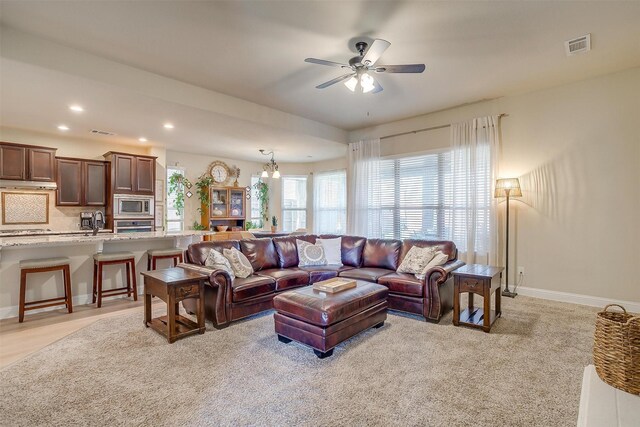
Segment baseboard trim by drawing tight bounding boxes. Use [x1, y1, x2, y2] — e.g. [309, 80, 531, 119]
[516, 286, 640, 314]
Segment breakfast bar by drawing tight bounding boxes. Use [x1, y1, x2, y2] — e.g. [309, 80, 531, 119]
[0, 231, 211, 319]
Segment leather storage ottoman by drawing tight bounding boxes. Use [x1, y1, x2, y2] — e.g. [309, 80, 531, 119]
[273, 281, 388, 358]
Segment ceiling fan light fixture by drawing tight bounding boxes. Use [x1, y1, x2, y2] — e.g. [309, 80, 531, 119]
[344, 76, 358, 92]
[361, 73, 375, 93]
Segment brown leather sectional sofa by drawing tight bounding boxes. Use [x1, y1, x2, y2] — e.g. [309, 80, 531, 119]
[181, 235, 465, 328]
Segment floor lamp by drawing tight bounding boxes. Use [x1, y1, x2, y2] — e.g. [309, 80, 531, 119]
[495, 178, 522, 298]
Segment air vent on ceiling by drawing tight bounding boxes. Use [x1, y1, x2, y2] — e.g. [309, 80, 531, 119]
[565, 34, 591, 56]
[90, 129, 117, 136]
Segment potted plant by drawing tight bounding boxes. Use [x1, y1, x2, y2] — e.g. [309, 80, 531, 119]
[167, 172, 192, 216]
[195, 174, 214, 229]
[271, 215, 278, 233]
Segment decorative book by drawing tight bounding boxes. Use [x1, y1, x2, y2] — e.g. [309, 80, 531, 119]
[313, 278, 357, 293]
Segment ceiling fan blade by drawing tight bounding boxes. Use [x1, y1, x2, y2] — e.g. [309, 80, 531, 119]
[375, 64, 426, 73]
[305, 58, 350, 68]
[361, 39, 391, 66]
[316, 73, 355, 89]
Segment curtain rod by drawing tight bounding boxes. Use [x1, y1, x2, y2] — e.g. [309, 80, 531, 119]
[379, 113, 508, 140]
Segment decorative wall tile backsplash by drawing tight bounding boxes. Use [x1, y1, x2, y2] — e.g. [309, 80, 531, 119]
[1, 192, 49, 224]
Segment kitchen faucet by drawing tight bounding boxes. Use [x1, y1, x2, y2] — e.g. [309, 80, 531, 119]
[93, 211, 105, 236]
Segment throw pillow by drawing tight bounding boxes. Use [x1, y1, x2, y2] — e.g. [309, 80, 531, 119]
[397, 246, 437, 275]
[223, 247, 254, 279]
[204, 249, 235, 279]
[297, 239, 328, 267]
[415, 251, 450, 280]
[317, 237, 342, 265]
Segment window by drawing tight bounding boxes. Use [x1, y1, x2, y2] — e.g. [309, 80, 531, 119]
[166, 166, 184, 232]
[313, 170, 346, 234]
[250, 175, 262, 227]
[376, 149, 491, 254]
[281, 176, 307, 232]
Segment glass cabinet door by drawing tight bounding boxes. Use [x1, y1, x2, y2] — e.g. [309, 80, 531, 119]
[210, 188, 228, 217]
[229, 189, 245, 218]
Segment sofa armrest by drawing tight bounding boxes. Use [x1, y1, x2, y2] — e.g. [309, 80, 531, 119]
[427, 259, 465, 284]
[423, 259, 465, 322]
[177, 263, 232, 326]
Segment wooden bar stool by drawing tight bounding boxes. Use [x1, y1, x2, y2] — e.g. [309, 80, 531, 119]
[147, 248, 184, 271]
[19, 257, 72, 323]
[93, 251, 137, 308]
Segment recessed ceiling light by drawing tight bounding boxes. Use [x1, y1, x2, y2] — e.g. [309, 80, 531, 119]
[57, 125, 70, 131]
[69, 105, 84, 112]
[138, 137, 148, 142]
[163, 123, 174, 129]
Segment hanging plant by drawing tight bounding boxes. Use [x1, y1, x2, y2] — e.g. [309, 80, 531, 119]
[253, 179, 269, 223]
[195, 174, 214, 215]
[168, 172, 192, 216]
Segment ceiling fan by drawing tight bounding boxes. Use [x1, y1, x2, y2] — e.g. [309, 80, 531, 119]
[305, 39, 425, 94]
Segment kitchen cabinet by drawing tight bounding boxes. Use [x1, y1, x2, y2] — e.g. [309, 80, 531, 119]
[56, 157, 106, 206]
[104, 152, 156, 195]
[0, 142, 56, 181]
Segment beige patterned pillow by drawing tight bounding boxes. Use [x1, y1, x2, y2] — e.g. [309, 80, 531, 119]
[297, 239, 328, 267]
[204, 249, 235, 279]
[397, 246, 437, 275]
[415, 251, 449, 280]
[223, 247, 254, 279]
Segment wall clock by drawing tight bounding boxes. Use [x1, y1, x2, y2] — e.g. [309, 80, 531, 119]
[208, 160, 231, 186]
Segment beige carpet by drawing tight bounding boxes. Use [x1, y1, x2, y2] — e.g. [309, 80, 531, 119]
[0, 296, 596, 426]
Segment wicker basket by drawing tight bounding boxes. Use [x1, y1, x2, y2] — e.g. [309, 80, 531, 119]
[593, 304, 640, 395]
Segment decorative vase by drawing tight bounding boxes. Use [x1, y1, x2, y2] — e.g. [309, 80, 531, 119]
[212, 207, 224, 217]
[271, 226, 277, 233]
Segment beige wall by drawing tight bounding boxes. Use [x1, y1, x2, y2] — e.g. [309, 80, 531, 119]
[350, 67, 640, 303]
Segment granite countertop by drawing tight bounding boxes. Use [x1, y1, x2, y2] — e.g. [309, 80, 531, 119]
[0, 230, 213, 249]
[0, 229, 115, 237]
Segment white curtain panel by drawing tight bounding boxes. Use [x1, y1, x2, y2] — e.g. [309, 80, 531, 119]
[447, 116, 500, 265]
[347, 138, 381, 237]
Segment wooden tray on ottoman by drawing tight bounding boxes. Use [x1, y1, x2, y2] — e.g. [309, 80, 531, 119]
[312, 277, 356, 293]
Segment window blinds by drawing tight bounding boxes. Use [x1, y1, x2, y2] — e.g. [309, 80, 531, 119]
[313, 170, 346, 234]
[281, 176, 307, 231]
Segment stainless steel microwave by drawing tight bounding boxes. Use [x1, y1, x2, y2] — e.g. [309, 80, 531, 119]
[114, 194, 154, 218]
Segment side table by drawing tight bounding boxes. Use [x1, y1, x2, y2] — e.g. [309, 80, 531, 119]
[141, 267, 207, 343]
[452, 264, 504, 333]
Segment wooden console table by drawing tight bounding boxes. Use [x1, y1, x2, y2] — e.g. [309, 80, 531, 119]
[141, 267, 207, 343]
[452, 264, 504, 333]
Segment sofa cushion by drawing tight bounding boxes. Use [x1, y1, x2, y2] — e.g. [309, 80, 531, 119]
[204, 248, 235, 279]
[186, 240, 240, 265]
[223, 247, 254, 279]
[299, 265, 355, 283]
[400, 239, 457, 264]
[240, 238, 279, 271]
[339, 267, 395, 283]
[256, 268, 310, 291]
[397, 246, 437, 275]
[232, 275, 276, 302]
[378, 272, 424, 297]
[273, 235, 316, 268]
[297, 240, 328, 267]
[317, 237, 342, 265]
[362, 239, 402, 270]
[319, 234, 366, 267]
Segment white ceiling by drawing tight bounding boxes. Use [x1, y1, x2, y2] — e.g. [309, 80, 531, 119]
[1, 1, 639, 158]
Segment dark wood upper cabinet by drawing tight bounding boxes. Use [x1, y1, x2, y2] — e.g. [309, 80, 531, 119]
[1, 142, 55, 181]
[0, 144, 26, 180]
[28, 147, 56, 181]
[56, 158, 107, 206]
[84, 161, 106, 206]
[113, 154, 135, 192]
[135, 157, 154, 194]
[104, 152, 156, 195]
[56, 158, 82, 205]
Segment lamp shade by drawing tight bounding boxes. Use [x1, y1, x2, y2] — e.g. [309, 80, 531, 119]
[261, 170, 269, 178]
[494, 178, 522, 198]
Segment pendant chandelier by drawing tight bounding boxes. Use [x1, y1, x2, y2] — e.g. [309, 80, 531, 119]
[259, 149, 280, 179]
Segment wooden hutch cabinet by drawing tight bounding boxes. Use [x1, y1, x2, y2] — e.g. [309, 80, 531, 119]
[0, 142, 56, 182]
[209, 186, 247, 230]
[55, 157, 107, 206]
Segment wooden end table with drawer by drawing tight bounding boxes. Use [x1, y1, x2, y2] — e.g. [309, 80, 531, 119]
[452, 264, 504, 333]
[141, 267, 207, 343]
